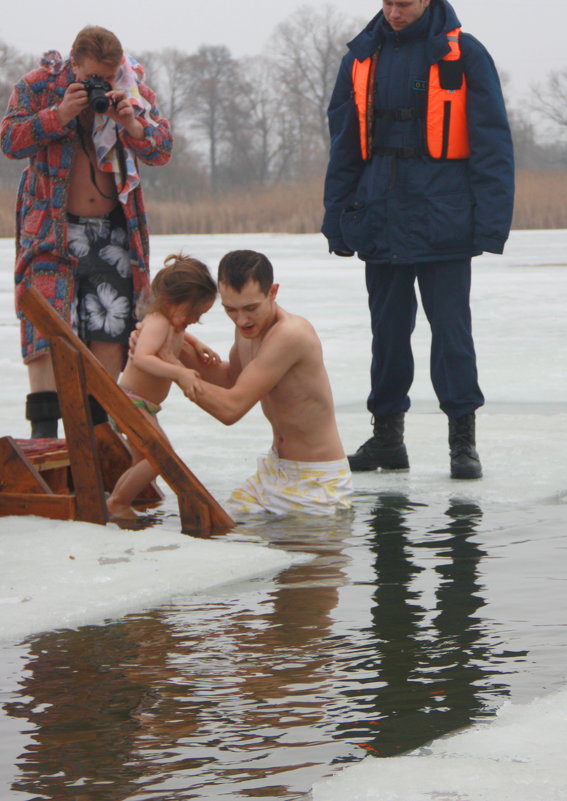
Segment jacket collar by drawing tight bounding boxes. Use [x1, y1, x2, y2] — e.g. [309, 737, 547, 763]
[348, 0, 461, 64]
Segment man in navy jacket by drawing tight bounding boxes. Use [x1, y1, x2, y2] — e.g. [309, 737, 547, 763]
[322, 0, 514, 479]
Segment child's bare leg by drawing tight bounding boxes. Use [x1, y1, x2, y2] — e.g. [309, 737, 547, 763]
[107, 458, 159, 519]
[107, 409, 165, 519]
[110, 444, 145, 499]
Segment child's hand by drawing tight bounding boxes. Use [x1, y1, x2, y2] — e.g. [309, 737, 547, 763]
[128, 323, 142, 359]
[193, 339, 221, 365]
[177, 368, 201, 402]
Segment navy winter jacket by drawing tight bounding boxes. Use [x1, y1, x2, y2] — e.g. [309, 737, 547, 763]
[322, 0, 515, 264]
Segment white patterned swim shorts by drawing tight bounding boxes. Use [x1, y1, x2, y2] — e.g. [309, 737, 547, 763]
[226, 448, 353, 517]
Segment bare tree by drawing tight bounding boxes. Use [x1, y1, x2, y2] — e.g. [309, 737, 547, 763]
[268, 4, 361, 175]
[184, 45, 245, 190]
[133, 48, 209, 200]
[136, 7, 365, 191]
[224, 55, 295, 185]
[0, 40, 39, 190]
[134, 48, 193, 134]
[0, 39, 35, 114]
[531, 69, 567, 131]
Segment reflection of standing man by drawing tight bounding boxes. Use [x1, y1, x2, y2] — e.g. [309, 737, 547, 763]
[1, 26, 172, 437]
[334, 494, 498, 756]
[322, 0, 514, 478]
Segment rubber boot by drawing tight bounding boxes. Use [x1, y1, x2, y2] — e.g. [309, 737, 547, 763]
[348, 412, 409, 472]
[448, 413, 482, 479]
[25, 391, 61, 439]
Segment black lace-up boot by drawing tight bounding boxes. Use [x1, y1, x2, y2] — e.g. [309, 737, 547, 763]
[448, 413, 482, 479]
[348, 412, 409, 471]
[25, 391, 61, 439]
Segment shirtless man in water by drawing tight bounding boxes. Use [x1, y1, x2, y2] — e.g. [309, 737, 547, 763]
[177, 250, 353, 517]
[1, 25, 172, 437]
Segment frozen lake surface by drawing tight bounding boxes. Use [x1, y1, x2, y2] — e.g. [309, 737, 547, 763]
[0, 230, 566, 800]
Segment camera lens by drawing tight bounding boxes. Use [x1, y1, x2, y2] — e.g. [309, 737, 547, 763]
[91, 94, 110, 113]
[84, 77, 111, 114]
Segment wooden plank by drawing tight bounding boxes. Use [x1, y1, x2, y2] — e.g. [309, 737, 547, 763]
[39, 466, 72, 495]
[16, 438, 67, 451]
[16, 440, 69, 470]
[0, 492, 76, 520]
[0, 437, 52, 494]
[32, 456, 70, 471]
[178, 492, 212, 537]
[11, 439, 71, 492]
[20, 287, 234, 535]
[50, 337, 108, 526]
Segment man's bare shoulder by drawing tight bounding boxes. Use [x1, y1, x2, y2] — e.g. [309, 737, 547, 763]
[264, 306, 319, 348]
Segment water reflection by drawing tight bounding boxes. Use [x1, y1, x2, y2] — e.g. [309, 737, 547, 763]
[6, 516, 356, 800]
[334, 493, 513, 756]
[4, 500, 527, 799]
[5, 617, 161, 799]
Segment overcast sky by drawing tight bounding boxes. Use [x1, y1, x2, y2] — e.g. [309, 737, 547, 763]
[1, 0, 564, 104]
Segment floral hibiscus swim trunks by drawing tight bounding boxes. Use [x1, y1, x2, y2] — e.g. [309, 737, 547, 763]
[67, 205, 134, 345]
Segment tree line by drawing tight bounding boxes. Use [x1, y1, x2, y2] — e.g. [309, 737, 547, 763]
[1, 5, 567, 228]
[133, 4, 357, 201]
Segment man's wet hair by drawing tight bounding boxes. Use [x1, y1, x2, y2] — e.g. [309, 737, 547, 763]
[218, 250, 274, 295]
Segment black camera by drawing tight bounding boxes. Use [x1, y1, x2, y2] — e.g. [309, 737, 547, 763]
[82, 75, 112, 113]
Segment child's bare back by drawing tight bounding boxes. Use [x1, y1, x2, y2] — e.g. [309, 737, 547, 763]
[120, 312, 186, 406]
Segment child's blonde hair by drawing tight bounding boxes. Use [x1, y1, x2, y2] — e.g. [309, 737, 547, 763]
[142, 254, 217, 318]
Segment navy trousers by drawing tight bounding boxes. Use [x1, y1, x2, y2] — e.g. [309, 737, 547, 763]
[365, 258, 484, 419]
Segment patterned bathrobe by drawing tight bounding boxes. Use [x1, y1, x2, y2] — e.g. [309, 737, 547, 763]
[0, 53, 173, 362]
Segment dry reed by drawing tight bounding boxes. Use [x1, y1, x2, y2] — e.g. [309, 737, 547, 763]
[145, 177, 325, 235]
[0, 170, 566, 238]
[0, 188, 15, 238]
[512, 170, 567, 229]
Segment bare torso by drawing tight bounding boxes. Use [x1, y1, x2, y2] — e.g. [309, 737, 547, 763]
[236, 308, 345, 462]
[120, 315, 185, 405]
[66, 112, 118, 216]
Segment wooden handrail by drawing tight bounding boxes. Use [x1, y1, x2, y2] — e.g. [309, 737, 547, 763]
[19, 287, 234, 535]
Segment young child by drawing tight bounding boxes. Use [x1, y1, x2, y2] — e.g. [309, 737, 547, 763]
[107, 253, 218, 520]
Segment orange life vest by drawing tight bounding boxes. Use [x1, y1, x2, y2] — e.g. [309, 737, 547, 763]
[351, 28, 470, 161]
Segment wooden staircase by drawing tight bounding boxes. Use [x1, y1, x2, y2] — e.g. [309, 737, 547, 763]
[0, 288, 234, 536]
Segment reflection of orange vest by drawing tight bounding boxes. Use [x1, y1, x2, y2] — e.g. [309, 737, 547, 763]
[352, 28, 470, 161]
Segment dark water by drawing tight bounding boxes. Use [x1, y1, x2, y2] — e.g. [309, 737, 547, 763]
[3, 491, 564, 800]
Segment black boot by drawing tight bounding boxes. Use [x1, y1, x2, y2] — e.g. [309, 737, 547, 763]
[448, 413, 482, 479]
[25, 391, 61, 439]
[348, 412, 409, 472]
